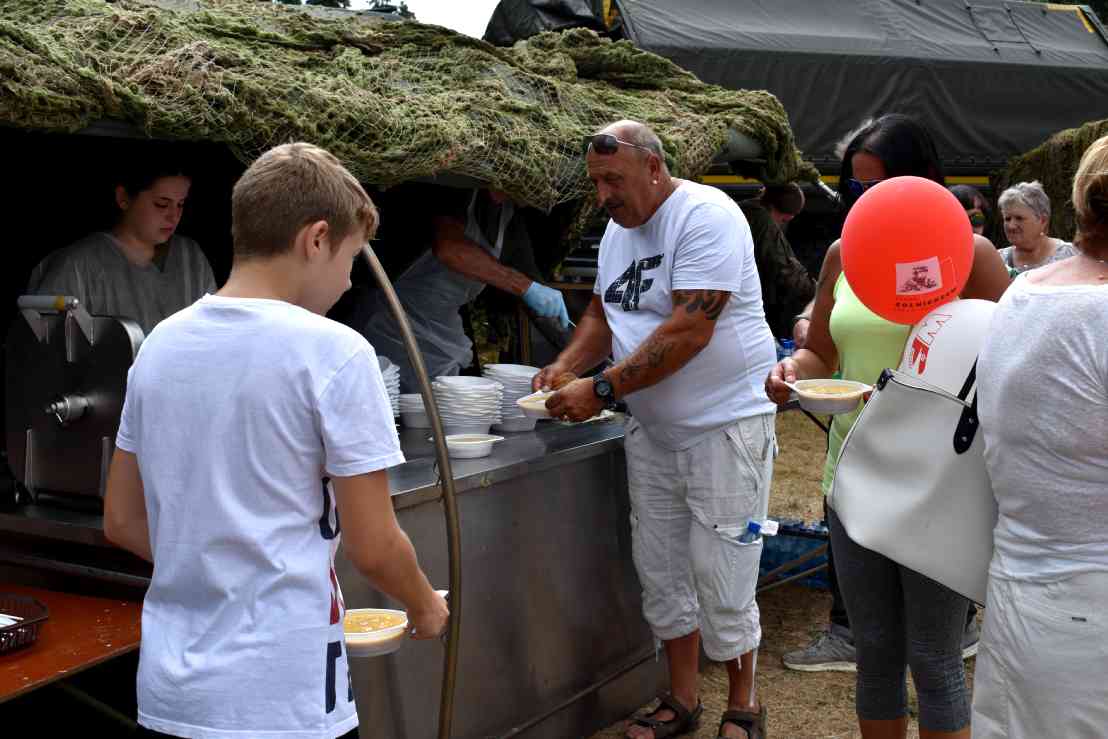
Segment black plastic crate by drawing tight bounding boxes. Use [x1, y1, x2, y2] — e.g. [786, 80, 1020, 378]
[0, 594, 49, 655]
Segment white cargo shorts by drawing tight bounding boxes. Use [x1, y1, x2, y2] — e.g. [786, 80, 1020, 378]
[972, 568, 1108, 739]
[623, 413, 775, 662]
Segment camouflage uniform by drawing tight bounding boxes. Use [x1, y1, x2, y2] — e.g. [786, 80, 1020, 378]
[739, 199, 815, 338]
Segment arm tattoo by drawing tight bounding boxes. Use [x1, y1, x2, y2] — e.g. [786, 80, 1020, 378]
[672, 289, 729, 320]
[618, 336, 673, 384]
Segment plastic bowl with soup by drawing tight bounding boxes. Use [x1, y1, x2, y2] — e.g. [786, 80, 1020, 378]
[791, 379, 872, 415]
[344, 608, 408, 658]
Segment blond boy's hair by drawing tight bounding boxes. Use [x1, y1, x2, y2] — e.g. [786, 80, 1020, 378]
[232, 143, 378, 259]
[1073, 135, 1108, 252]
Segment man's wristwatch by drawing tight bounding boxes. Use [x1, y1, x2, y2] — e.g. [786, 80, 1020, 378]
[592, 374, 617, 410]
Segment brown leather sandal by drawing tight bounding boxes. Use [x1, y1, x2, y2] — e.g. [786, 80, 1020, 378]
[717, 705, 767, 739]
[626, 691, 703, 738]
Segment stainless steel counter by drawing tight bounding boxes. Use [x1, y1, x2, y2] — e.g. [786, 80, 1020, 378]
[387, 419, 626, 506]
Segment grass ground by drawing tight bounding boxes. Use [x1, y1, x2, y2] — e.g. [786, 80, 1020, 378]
[590, 411, 978, 739]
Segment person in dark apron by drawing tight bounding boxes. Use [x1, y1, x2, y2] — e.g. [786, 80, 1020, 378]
[361, 190, 569, 392]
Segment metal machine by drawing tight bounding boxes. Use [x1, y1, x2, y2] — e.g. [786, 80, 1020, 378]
[5, 296, 142, 502]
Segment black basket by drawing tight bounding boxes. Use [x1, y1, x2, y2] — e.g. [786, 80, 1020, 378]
[0, 594, 49, 655]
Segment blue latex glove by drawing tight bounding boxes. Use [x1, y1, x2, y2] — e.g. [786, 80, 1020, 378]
[522, 282, 570, 329]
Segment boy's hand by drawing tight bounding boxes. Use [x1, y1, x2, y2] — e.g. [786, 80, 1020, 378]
[409, 590, 449, 640]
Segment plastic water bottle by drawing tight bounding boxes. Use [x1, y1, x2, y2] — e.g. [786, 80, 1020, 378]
[737, 518, 779, 544]
[779, 338, 795, 360]
[738, 520, 762, 544]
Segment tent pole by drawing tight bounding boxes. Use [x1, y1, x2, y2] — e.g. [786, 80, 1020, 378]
[361, 244, 461, 739]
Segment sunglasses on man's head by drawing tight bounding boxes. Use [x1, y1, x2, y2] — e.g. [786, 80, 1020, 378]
[846, 178, 884, 200]
[583, 133, 656, 157]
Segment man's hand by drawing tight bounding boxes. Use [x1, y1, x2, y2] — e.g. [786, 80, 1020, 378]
[409, 590, 450, 640]
[522, 282, 571, 329]
[545, 377, 603, 422]
[532, 364, 577, 392]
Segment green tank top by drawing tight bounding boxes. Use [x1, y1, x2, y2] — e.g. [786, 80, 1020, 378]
[821, 273, 911, 496]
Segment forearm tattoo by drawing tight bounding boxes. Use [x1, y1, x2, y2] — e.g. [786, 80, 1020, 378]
[672, 289, 729, 320]
[618, 335, 674, 384]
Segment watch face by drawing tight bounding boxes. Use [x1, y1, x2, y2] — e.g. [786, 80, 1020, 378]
[595, 377, 613, 398]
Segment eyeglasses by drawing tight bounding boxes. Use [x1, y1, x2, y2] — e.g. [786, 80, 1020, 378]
[845, 178, 884, 200]
[968, 211, 987, 228]
[583, 133, 656, 158]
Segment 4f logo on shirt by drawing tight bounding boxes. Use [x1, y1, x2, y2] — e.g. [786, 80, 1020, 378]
[605, 255, 662, 311]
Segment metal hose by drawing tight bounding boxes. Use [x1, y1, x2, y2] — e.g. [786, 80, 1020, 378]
[361, 244, 462, 739]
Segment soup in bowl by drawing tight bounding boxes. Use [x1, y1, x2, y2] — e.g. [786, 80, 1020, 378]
[791, 379, 872, 414]
[344, 608, 408, 658]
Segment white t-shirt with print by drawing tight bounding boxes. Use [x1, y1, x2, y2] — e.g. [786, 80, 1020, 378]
[116, 295, 404, 739]
[594, 180, 776, 450]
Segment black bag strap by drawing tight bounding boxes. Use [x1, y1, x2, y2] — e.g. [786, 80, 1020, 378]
[957, 361, 977, 402]
[954, 361, 980, 454]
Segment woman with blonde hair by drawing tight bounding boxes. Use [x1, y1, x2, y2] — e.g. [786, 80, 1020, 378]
[972, 135, 1108, 738]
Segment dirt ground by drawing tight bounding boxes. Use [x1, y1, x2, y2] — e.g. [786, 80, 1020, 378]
[590, 411, 978, 739]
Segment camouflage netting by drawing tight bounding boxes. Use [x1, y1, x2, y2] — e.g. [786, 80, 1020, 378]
[992, 118, 1108, 242]
[0, 0, 815, 218]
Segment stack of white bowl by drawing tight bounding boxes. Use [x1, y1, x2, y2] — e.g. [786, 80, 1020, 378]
[482, 364, 541, 432]
[432, 376, 503, 435]
[399, 393, 430, 428]
[378, 356, 401, 417]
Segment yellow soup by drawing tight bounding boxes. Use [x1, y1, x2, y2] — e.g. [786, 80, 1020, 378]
[803, 385, 859, 396]
[345, 611, 405, 634]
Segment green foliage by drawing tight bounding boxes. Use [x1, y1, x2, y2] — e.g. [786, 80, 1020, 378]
[369, 0, 414, 18]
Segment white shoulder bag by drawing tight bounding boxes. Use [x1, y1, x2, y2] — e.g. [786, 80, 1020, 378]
[828, 365, 996, 604]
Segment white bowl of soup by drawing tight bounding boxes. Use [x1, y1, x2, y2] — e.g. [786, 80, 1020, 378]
[792, 379, 872, 415]
[344, 608, 408, 658]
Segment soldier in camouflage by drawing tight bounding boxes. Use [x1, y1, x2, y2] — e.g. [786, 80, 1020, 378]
[738, 184, 815, 340]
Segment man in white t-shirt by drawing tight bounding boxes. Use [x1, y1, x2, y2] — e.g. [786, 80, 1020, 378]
[538, 121, 777, 739]
[104, 143, 448, 739]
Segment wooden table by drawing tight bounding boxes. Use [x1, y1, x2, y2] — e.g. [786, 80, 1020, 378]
[0, 583, 141, 704]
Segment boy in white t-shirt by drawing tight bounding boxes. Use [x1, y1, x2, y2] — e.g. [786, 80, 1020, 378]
[104, 142, 448, 739]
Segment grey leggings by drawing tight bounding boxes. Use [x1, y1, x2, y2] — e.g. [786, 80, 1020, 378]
[828, 507, 971, 732]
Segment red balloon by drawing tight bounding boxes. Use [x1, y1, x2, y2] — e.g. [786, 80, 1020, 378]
[841, 176, 974, 325]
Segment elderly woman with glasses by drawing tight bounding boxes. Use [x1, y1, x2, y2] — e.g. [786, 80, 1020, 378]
[766, 114, 1009, 739]
[998, 180, 1076, 276]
